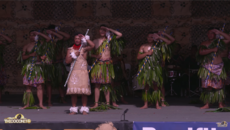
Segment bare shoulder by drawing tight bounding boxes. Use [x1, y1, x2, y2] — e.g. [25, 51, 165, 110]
[93, 39, 99, 44]
[23, 43, 29, 49]
[138, 44, 148, 52]
[141, 43, 151, 49]
[66, 47, 72, 54]
[67, 47, 72, 51]
[93, 38, 101, 49]
[139, 43, 147, 48]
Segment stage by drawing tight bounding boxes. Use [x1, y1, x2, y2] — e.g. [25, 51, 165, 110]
[0, 94, 230, 130]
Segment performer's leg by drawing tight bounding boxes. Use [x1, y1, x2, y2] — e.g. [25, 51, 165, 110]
[111, 82, 119, 107]
[161, 86, 166, 107]
[91, 83, 101, 108]
[46, 83, 52, 106]
[69, 95, 77, 115]
[156, 100, 161, 109]
[153, 86, 161, 109]
[219, 88, 225, 108]
[58, 87, 66, 103]
[219, 102, 224, 108]
[20, 86, 32, 109]
[140, 85, 149, 109]
[104, 87, 110, 105]
[82, 95, 88, 115]
[200, 102, 209, 109]
[71, 95, 77, 107]
[200, 88, 211, 109]
[112, 101, 119, 106]
[37, 84, 47, 109]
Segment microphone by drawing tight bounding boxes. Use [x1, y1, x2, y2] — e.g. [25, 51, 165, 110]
[121, 109, 129, 121]
[123, 109, 128, 114]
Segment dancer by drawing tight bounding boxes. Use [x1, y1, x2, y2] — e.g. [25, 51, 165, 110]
[90, 25, 122, 108]
[43, 25, 63, 106]
[0, 33, 12, 103]
[198, 28, 230, 109]
[65, 33, 94, 115]
[137, 31, 175, 109]
[19, 30, 51, 109]
[49, 24, 70, 103]
[111, 55, 128, 106]
[109, 32, 127, 106]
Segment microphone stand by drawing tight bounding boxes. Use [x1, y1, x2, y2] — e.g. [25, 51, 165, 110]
[120, 109, 128, 121]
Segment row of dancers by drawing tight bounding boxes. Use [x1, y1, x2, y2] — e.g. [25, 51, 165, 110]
[0, 24, 230, 115]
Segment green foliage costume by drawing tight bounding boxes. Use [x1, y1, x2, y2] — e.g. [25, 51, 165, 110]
[90, 37, 116, 84]
[137, 41, 175, 104]
[110, 36, 127, 102]
[17, 40, 45, 106]
[41, 39, 55, 85]
[197, 39, 229, 104]
[52, 39, 68, 88]
[90, 35, 124, 111]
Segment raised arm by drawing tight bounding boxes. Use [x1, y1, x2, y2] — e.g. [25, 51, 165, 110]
[199, 42, 218, 55]
[90, 39, 101, 59]
[34, 31, 51, 42]
[102, 27, 122, 39]
[55, 30, 70, 41]
[212, 29, 230, 44]
[0, 33, 12, 44]
[161, 32, 175, 44]
[137, 45, 153, 60]
[65, 48, 73, 64]
[154, 34, 172, 45]
[46, 30, 63, 41]
[80, 35, 95, 52]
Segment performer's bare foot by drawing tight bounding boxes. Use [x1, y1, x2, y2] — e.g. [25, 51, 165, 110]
[90, 104, 98, 109]
[161, 102, 166, 107]
[20, 105, 29, 109]
[69, 112, 77, 115]
[200, 104, 209, 109]
[82, 111, 88, 115]
[156, 104, 161, 109]
[112, 102, 119, 107]
[140, 104, 148, 109]
[219, 103, 224, 108]
[39, 105, 47, 109]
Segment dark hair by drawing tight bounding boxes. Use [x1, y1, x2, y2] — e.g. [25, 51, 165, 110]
[47, 24, 55, 30]
[74, 32, 82, 37]
[29, 30, 35, 34]
[207, 27, 218, 31]
[100, 24, 107, 28]
[148, 31, 158, 35]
